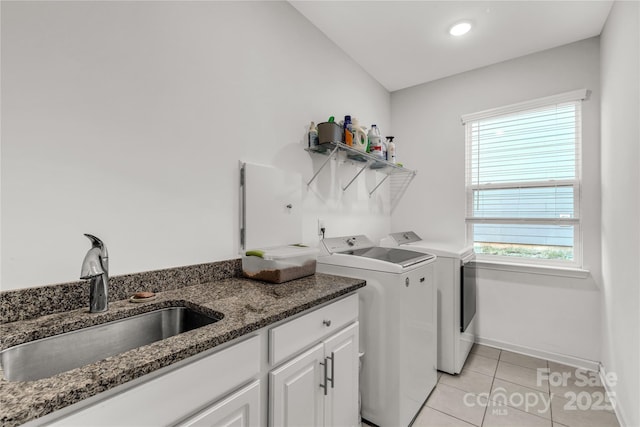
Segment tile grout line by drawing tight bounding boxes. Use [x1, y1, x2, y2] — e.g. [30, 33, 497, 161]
[426, 406, 479, 427]
[498, 358, 549, 372]
[491, 376, 551, 395]
[430, 352, 496, 427]
[547, 359, 555, 425]
[494, 359, 551, 394]
[469, 348, 501, 362]
[428, 380, 488, 426]
[422, 373, 480, 427]
[501, 350, 555, 426]
[437, 372, 495, 396]
[495, 354, 558, 426]
[483, 381, 554, 424]
[479, 349, 501, 426]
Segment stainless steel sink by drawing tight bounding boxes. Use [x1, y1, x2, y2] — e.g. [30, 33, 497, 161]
[0, 306, 222, 382]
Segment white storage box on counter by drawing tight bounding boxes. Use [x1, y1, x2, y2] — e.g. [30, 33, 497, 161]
[242, 245, 318, 283]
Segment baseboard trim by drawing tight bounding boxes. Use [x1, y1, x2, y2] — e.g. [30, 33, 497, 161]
[599, 363, 627, 427]
[475, 336, 600, 372]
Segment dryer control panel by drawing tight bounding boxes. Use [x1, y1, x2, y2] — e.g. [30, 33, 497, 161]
[388, 231, 422, 245]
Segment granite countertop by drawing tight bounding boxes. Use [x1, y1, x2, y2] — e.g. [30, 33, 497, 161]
[0, 273, 365, 426]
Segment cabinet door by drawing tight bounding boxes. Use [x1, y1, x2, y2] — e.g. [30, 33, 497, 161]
[323, 322, 359, 427]
[270, 343, 324, 427]
[177, 380, 260, 427]
[242, 162, 302, 249]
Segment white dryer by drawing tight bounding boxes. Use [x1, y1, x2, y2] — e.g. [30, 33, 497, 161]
[381, 231, 477, 375]
[317, 235, 437, 427]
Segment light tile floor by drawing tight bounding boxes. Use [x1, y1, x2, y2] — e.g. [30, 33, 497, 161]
[365, 344, 621, 427]
[414, 344, 620, 427]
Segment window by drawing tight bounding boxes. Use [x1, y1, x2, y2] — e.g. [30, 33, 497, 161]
[462, 90, 589, 267]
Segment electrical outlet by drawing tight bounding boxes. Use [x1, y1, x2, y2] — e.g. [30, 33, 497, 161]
[317, 219, 325, 236]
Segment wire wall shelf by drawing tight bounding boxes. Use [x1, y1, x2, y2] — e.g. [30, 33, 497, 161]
[305, 141, 416, 210]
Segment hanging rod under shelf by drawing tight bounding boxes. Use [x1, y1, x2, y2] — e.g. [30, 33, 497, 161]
[305, 144, 340, 186]
[305, 141, 416, 196]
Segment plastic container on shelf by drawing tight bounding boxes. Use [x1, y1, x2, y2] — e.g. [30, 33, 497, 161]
[317, 121, 342, 147]
[242, 245, 318, 283]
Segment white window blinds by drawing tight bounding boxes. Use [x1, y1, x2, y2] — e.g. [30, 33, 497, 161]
[462, 90, 588, 266]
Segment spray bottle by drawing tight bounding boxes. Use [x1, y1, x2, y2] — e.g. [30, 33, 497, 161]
[386, 136, 396, 163]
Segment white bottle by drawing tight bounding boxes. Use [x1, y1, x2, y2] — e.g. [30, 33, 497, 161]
[386, 136, 396, 163]
[308, 121, 318, 148]
[368, 124, 384, 159]
[351, 117, 368, 152]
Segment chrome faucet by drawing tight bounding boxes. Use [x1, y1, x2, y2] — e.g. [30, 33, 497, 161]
[80, 234, 109, 313]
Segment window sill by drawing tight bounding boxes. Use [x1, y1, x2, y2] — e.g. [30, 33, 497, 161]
[474, 260, 590, 279]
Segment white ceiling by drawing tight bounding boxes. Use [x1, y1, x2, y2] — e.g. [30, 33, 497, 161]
[290, 1, 614, 92]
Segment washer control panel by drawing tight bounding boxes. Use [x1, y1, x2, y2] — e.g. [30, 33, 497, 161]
[321, 235, 375, 253]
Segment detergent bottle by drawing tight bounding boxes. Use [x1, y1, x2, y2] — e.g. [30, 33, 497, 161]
[367, 124, 383, 159]
[351, 117, 368, 152]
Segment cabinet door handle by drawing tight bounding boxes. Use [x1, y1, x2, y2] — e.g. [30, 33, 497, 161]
[327, 352, 335, 389]
[319, 357, 329, 396]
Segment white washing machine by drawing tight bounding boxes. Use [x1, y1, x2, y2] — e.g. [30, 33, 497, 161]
[381, 231, 477, 375]
[317, 235, 437, 427]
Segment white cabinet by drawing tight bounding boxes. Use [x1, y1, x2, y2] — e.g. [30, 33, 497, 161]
[323, 323, 359, 427]
[45, 335, 261, 427]
[269, 295, 359, 427]
[34, 294, 360, 427]
[178, 380, 260, 427]
[269, 343, 325, 427]
[270, 323, 359, 427]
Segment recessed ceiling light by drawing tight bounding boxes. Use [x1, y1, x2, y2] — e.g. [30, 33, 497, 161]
[449, 21, 472, 37]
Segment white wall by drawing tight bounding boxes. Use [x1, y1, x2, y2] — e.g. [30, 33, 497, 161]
[391, 38, 602, 363]
[0, 1, 391, 290]
[600, 1, 640, 426]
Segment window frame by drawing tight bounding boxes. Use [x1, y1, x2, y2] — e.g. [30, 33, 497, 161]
[462, 89, 589, 268]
